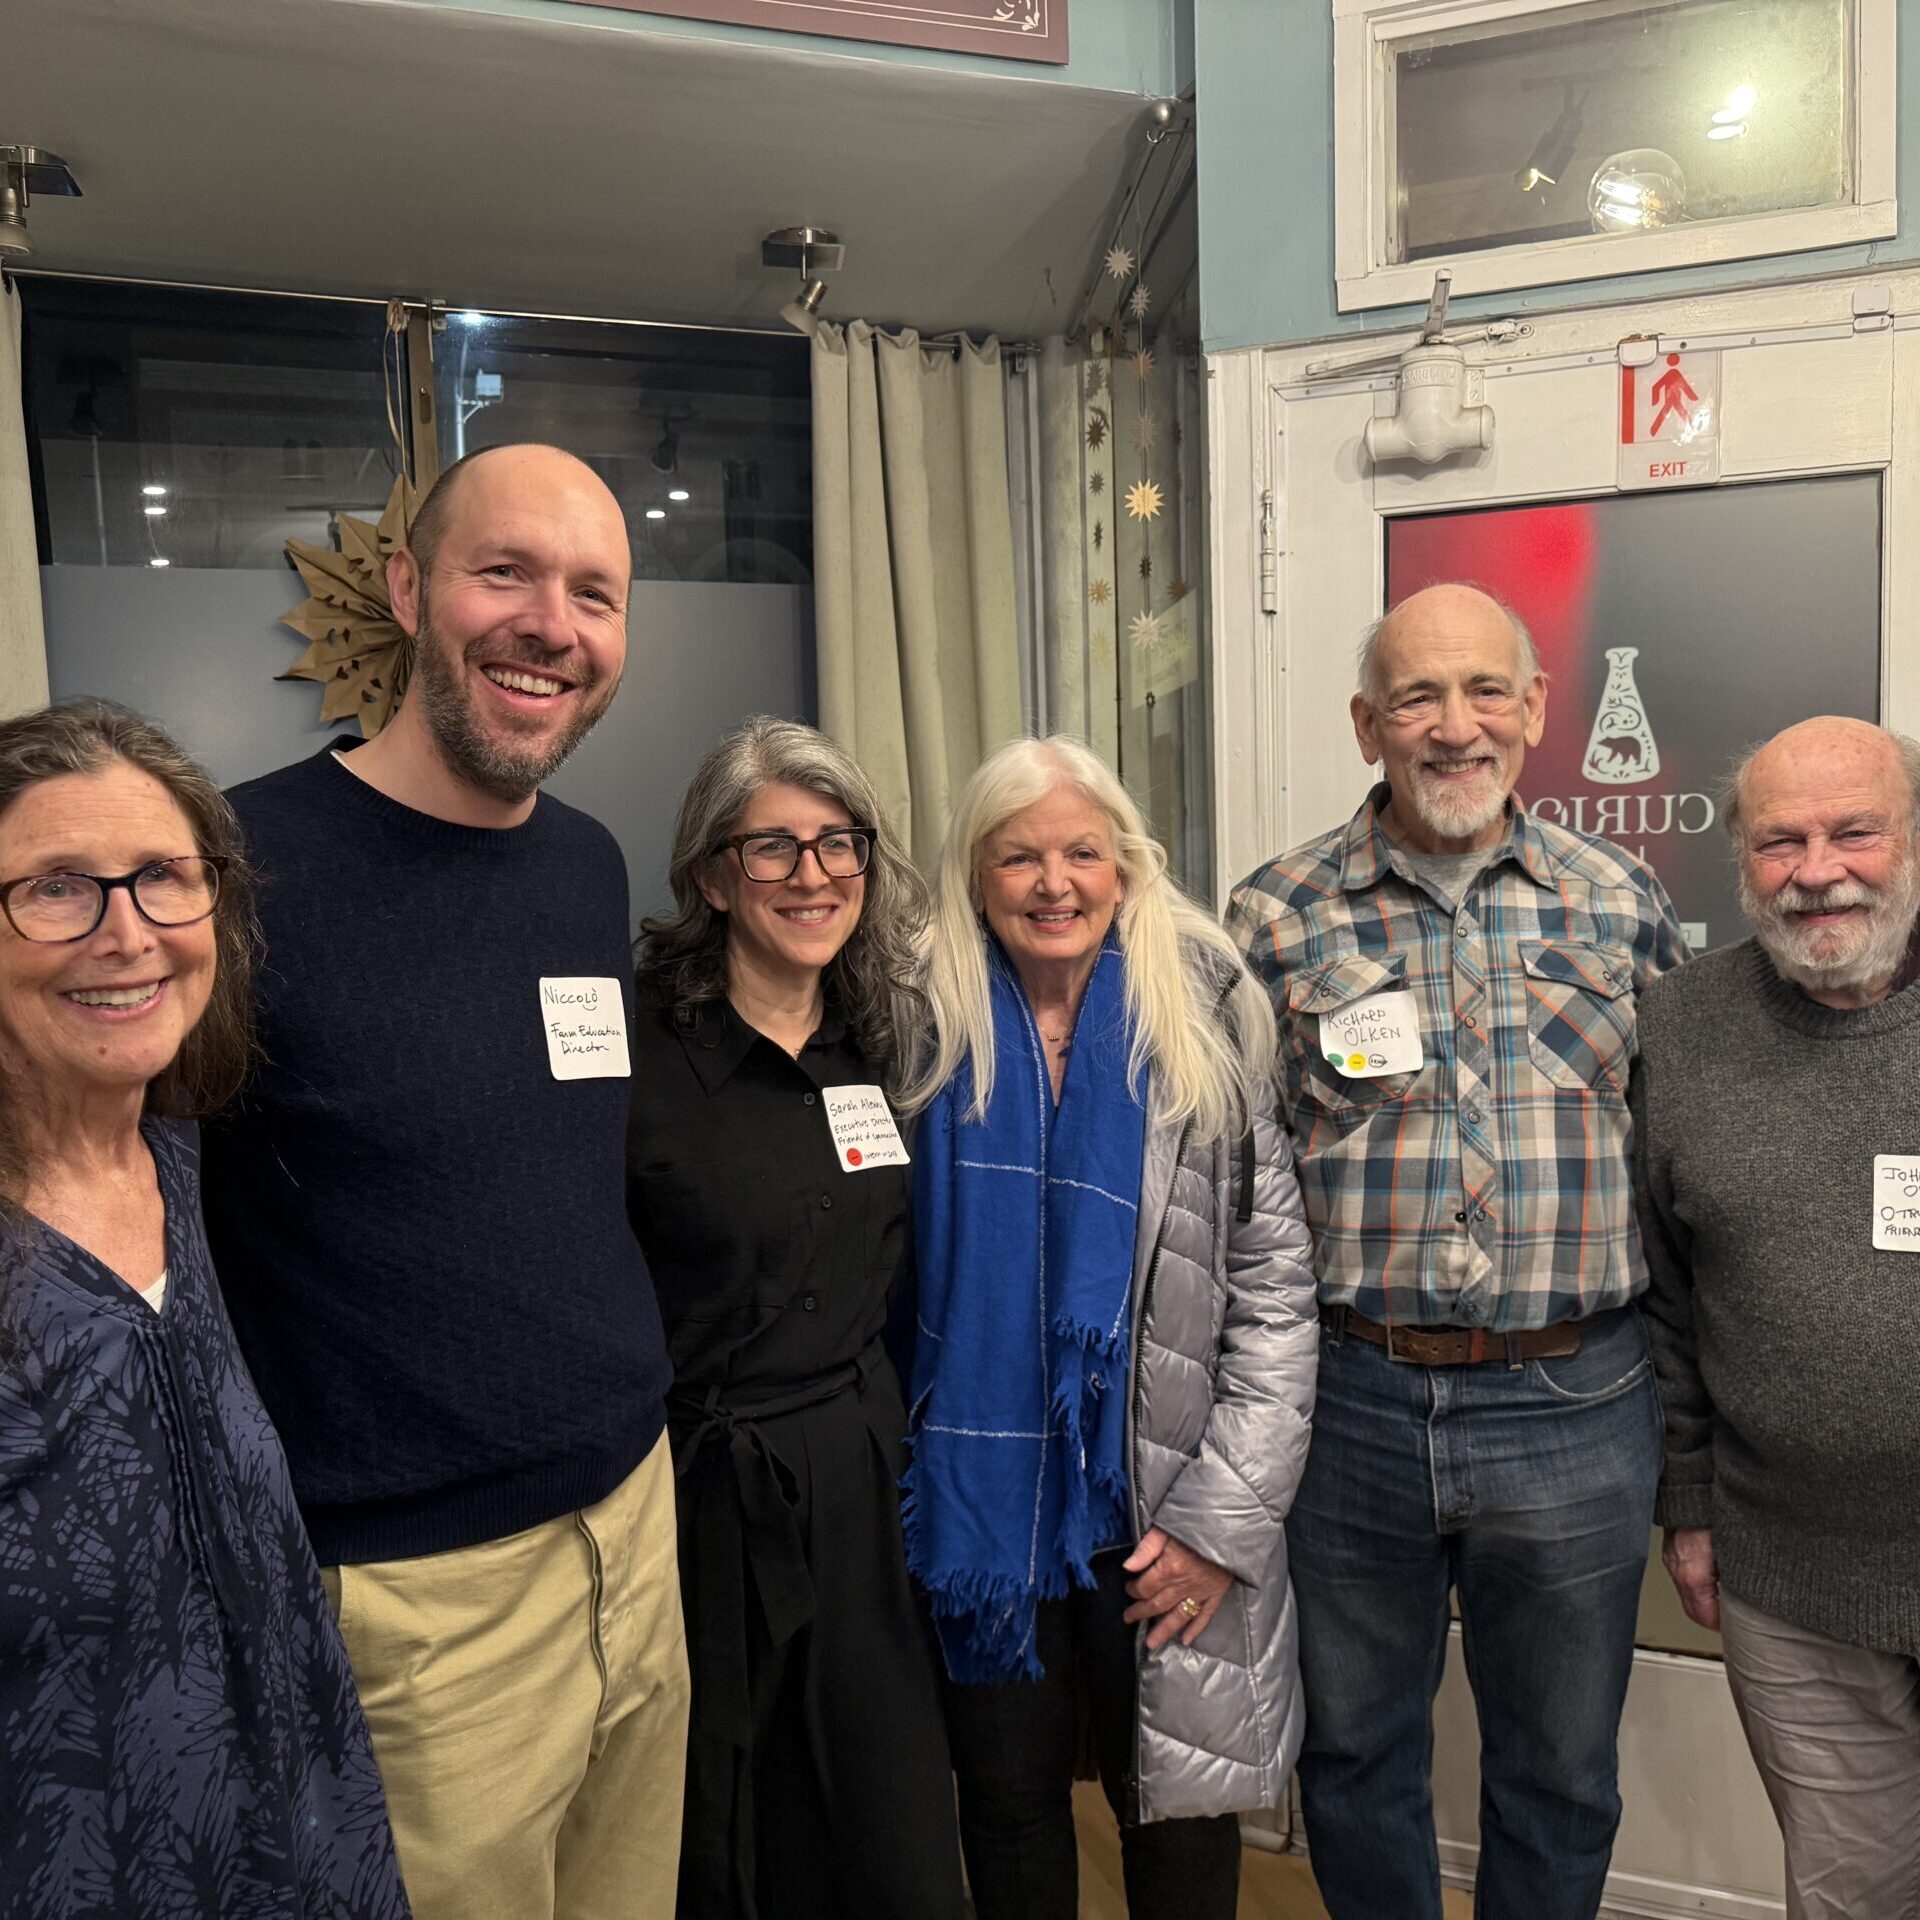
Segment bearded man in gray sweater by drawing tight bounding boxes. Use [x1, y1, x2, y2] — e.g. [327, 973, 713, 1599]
[1635, 715, 1920, 1920]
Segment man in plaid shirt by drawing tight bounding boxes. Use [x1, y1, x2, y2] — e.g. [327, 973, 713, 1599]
[1228, 583, 1687, 1920]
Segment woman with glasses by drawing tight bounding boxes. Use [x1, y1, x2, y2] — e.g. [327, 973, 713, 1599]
[0, 700, 410, 1918]
[626, 716, 963, 1920]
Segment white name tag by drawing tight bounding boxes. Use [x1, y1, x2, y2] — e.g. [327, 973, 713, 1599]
[538, 976, 631, 1081]
[822, 1084, 910, 1172]
[1872, 1154, 1920, 1250]
[1321, 989, 1424, 1079]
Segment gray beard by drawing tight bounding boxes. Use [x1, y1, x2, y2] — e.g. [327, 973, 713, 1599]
[409, 601, 617, 804]
[1741, 857, 1920, 998]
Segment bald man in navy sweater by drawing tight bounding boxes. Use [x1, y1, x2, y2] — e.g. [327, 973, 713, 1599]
[204, 444, 686, 1920]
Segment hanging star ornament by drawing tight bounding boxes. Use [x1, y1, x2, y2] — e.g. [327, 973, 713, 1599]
[1104, 245, 1135, 281]
[1128, 283, 1152, 319]
[1134, 414, 1156, 452]
[1129, 610, 1164, 650]
[1166, 578, 1191, 602]
[1086, 410, 1108, 450]
[277, 474, 417, 736]
[1125, 479, 1164, 522]
[1139, 554, 1154, 580]
[1088, 578, 1112, 606]
[1092, 519, 1104, 551]
[1088, 471, 1105, 496]
[1132, 347, 1155, 380]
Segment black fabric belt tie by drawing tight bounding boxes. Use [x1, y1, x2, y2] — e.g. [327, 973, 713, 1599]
[670, 1345, 881, 1750]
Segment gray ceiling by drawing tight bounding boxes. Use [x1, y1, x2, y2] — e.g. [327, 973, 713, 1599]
[2, 0, 1156, 338]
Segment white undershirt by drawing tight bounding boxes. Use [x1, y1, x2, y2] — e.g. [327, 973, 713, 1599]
[138, 1268, 168, 1313]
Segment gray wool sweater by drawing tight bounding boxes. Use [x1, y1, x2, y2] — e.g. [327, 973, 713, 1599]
[1633, 938, 1920, 1657]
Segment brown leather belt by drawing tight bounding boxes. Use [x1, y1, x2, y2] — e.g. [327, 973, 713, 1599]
[1320, 1304, 1584, 1366]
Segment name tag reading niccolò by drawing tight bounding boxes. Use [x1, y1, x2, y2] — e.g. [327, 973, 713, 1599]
[822, 1084, 911, 1172]
[1321, 990, 1424, 1079]
[539, 977, 632, 1081]
[1872, 1155, 1920, 1250]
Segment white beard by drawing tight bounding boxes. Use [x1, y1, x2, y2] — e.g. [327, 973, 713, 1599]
[1401, 751, 1511, 845]
[1741, 855, 1920, 997]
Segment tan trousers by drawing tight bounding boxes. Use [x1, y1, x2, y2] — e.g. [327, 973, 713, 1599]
[321, 1433, 689, 1920]
[1721, 1589, 1920, 1920]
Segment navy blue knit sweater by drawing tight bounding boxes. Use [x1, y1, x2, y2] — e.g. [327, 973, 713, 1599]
[202, 743, 669, 1566]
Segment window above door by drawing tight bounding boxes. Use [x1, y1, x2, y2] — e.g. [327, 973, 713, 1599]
[1334, 0, 1898, 311]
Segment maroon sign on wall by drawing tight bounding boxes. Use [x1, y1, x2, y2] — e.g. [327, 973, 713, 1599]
[578, 0, 1067, 63]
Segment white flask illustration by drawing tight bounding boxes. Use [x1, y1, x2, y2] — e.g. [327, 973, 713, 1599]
[1582, 646, 1659, 786]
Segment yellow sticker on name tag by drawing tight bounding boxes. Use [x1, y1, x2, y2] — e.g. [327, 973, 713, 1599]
[1872, 1155, 1920, 1250]
[1321, 990, 1424, 1079]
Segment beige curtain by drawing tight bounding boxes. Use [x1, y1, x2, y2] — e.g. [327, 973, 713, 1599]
[0, 278, 49, 720]
[812, 321, 1022, 869]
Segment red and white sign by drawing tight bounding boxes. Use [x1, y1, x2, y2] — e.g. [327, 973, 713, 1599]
[1618, 349, 1720, 490]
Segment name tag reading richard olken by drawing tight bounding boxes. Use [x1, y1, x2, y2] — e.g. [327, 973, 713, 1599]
[1321, 990, 1424, 1079]
[539, 976, 632, 1081]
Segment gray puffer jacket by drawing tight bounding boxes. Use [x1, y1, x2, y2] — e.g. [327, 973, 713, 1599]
[1126, 1061, 1319, 1823]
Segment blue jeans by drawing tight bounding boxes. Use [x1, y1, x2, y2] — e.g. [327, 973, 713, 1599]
[1287, 1304, 1661, 1920]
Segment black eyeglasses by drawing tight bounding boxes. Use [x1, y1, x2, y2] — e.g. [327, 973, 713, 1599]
[0, 857, 227, 944]
[717, 829, 875, 884]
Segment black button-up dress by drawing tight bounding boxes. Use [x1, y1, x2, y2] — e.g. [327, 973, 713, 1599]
[625, 986, 963, 1920]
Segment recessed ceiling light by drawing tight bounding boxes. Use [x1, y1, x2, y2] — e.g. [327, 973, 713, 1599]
[645, 508, 667, 521]
[149, 556, 170, 568]
[668, 489, 690, 502]
[141, 483, 167, 498]
[143, 504, 167, 517]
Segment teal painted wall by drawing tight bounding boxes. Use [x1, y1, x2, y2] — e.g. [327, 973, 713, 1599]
[1195, 0, 1918, 354]
[414, 0, 1184, 95]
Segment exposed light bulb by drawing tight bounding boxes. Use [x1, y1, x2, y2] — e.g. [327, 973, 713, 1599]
[668, 489, 690, 503]
[143, 504, 167, 518]
[645, 508, 667, 521]
[141, 484, 167, 498]
[149, 556, 171, 568]
[1589, 150, 1687, 234]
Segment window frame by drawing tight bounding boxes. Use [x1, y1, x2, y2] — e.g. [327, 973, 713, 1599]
[1332, 0, 1899, 313]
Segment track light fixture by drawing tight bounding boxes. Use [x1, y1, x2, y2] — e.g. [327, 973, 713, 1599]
[0, 146, 82, 259]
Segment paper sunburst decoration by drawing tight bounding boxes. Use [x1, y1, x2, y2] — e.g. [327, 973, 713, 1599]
[1139, 553, 1153, 580]
[1128, 283, 1152, 318]
[1087, 411, 1108, 450]
[1134, 414, 1156, 452]
[1104, 246, 1136, 281]
[1089, 578, 1112, 605]
[1124, 479, 1164, 522]
[278, 475, 417, 736]
[1132, 348, 1155, 379]
[1129, 610, 1164, 650]
[1167, 578, 1191, 602]
[1088, 471, 1105, 495]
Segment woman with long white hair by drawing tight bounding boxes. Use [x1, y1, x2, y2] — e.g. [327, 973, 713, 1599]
[901, 735, 1320, 1918]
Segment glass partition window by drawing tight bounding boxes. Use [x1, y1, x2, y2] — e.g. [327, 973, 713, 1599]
[22, 281, 399, 569]
[436, 312, 811, 586]
[1333, 0, 1897, 310]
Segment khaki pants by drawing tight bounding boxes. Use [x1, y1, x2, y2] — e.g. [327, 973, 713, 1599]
[322, 1433, 689, 1920]
[1721, 1589, 1920, 1920]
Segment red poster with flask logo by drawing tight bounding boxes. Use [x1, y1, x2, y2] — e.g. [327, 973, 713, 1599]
[1384, 478, 1880, 950]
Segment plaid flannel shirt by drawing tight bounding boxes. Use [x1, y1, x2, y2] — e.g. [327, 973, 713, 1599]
[1227, 785, 1688, 1331]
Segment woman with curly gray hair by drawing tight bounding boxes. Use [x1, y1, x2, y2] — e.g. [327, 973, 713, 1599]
[626, 716, 963, 1920]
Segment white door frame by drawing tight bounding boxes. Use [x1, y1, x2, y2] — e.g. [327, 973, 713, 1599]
[1207, 266, 1920, 905]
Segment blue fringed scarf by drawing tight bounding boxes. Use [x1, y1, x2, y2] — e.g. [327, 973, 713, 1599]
[904, 934, 1148, 1682]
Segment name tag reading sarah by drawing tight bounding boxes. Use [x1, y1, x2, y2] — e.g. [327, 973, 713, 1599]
[822, 1084, 910, 1172]
[1872, 1155, 1920, 1250]
[539, 976, 631, 1081]
[1321, 990, 1424, 1079]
